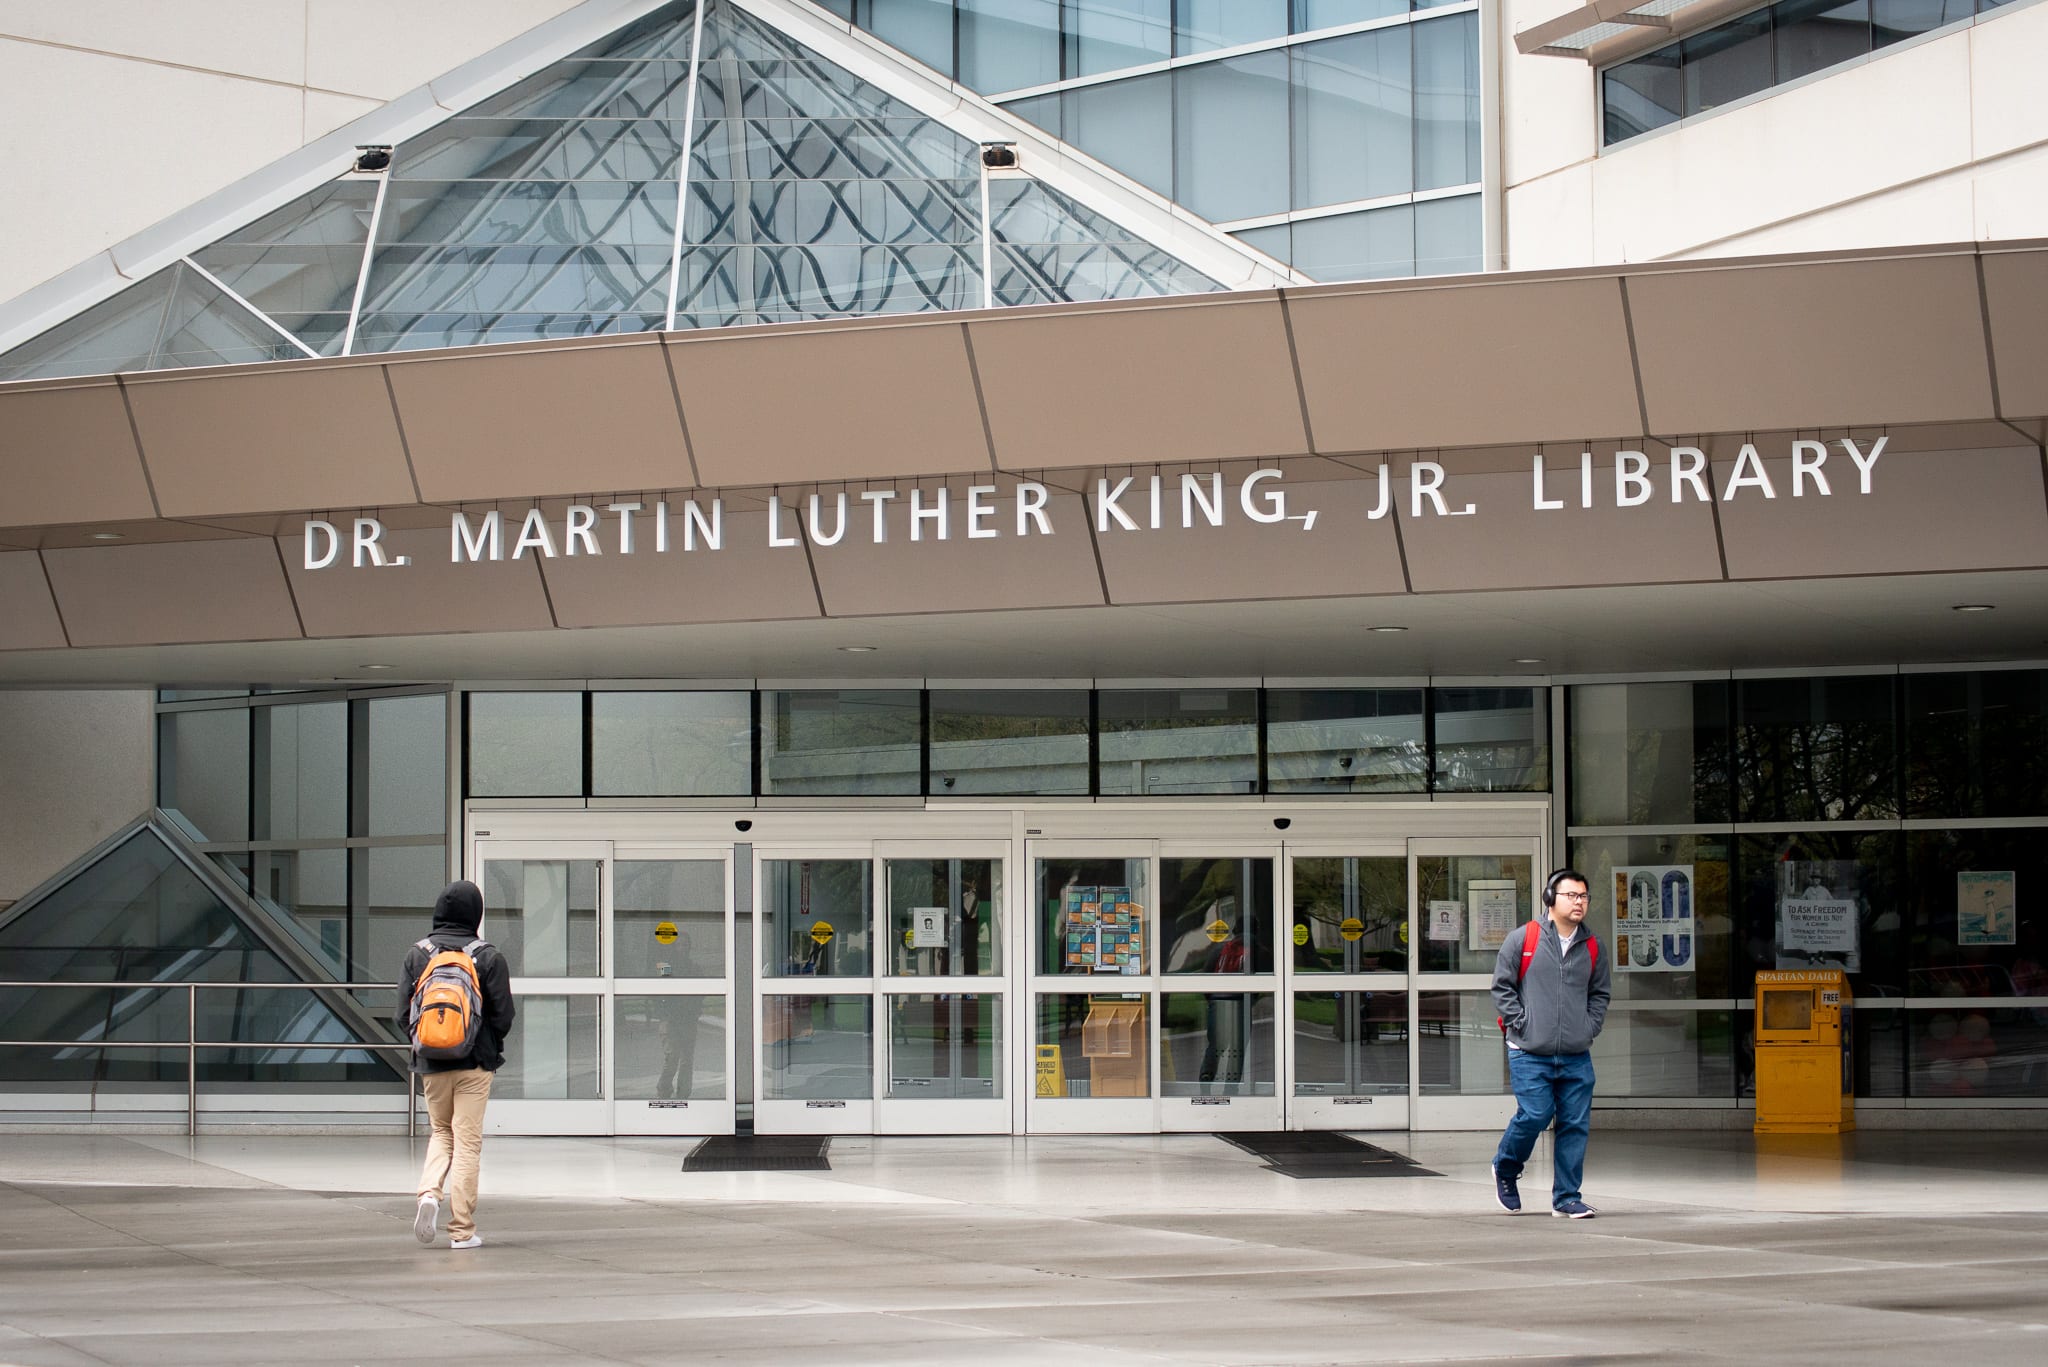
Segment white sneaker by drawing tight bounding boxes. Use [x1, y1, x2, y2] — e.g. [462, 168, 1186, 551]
[412, 1195, 439, 1245]
[449, 1233, 483, 1249]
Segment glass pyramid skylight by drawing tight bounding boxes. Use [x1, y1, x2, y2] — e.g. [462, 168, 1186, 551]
[0, 0, 1220, 382]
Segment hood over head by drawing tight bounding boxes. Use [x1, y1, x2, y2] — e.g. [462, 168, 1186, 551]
[432, 880, 484, 935]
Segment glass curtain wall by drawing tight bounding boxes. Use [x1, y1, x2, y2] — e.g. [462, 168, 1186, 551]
[1568, 669, 2048, 1104]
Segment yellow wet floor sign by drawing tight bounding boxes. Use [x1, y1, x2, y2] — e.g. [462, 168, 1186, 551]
[1035, 1044, 1066, 1097]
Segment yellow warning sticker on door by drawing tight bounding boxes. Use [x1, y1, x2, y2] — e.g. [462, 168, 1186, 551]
[1206, 918, 1230, 943]
[1292, 924, 1309, 947]
[654, 921, 678, 944]
[810, 920, 835, 945]
[1339, 916, 1365, 941]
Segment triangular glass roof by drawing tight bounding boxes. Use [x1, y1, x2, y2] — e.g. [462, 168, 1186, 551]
[0, 813, 401, 1081]
[0, 0, 1220, 382]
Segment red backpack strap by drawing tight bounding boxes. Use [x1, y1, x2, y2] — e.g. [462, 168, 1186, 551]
[1516, 918, 1541, 981]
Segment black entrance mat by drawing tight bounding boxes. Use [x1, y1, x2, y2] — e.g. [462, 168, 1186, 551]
[1217, 1131, 1440, 1180]
[683, 1131, 831, 1173]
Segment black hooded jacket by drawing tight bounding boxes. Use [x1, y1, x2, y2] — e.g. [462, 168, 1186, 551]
[397, 880, 516, 1074]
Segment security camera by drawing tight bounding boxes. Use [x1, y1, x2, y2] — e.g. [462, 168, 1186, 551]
[352, 145, 392, 173]
[980, 143, 1018, 170]
[1273, 817, 1292, 831]
[735, 819, 753, 832]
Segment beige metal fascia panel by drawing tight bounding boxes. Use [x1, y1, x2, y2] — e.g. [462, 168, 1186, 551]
[0, 551, 66, 649]
[43, 539, 301, 647]
[1096, 479, 1406, 604]
[542, 509, 824, 628]
[1981, 247, 2048, 422]
[1398, 445, 1724, 593]
[809, 489, 1103, 617]
[1712, 440, 2048, 579]
[1288, 278, 1641, 454]
[667, 320, 991, 488]
[1629, 255, 1995, 434]
[122, 365, 418, 519]
[284, 526, 555, 638]
[387, 338, 691, 503]
[0, 379, 158, 527]
[966, 294, 1308, 472]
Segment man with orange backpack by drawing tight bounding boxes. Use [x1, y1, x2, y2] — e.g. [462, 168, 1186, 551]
[1490, 868, 1610, 1219]
[399, 879, 515, 1249]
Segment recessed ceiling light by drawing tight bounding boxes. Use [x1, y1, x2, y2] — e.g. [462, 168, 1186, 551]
[358, 663, 396, 671]
[90, 531, 124, 541]
[1513, 657, 1545, 665]
[838, 645, 878, 653]
[1951, 604, 1995, 613]
[1366, 625, 1407, 634]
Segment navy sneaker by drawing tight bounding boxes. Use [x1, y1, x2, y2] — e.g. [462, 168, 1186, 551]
[1552, 1199, 1598, 1219]
[1491, 1162, 1521, 1213]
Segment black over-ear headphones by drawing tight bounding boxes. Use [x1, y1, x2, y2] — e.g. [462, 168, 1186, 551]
[1541, 868, 1587, 907]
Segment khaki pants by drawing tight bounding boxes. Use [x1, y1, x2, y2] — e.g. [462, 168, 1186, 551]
[417, 1068, 492, 1240]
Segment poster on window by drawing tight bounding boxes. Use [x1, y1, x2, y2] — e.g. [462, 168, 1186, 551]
[1776, 859, 1863, 972]
[1612, 865, 1694, 973]
[1426, 899, 1463, 942]
[1466, 881, 1521, 952]
[1957, 870, 2017, 947]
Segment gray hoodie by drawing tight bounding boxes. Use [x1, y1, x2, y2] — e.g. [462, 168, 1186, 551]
[1491, 917, 1611, 1056]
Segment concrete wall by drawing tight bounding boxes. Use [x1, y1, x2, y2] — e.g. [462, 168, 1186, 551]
[1501, 0, 2048, 268]
[0, 0, 584, 304]
[0, 690, 153, 904]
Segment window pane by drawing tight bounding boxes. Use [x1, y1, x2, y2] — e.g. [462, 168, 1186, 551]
[254, 701, 346, 842]
[1163, 856, 1274, 974]
[1162, 991, 1275, 1095]
[1773, 0, 1870, 84]
[1603, 46, 1682, 143]
[358, 844, 447, 983]
[862, 0, 955, 78]
[362, 694, 446, 837]
[1233, 222, 1291, 263]
[1291, 855, 1408, 973]
[763, 994, 873, 1099]
[467, 692, 582, 797]
[1417, 990, 1511, 1094]
[1068, 0, 1173, 77]
[1734, 676, 1897, 822]
[1911, 1007, 2047, 1099]
[1268, 689, 1426, 793]
[959, 0, 1060, 91]
[1007, 89, 1062, 135]
[1292, 29, 1413, 208]
[1412, 13, 1480, 190]
[1570, 681, 1731, 826]
[1416, 854, 1533, 974]
[930, 689, 1089, 795]
[1415, 193, 1481, 275]
[1038, 855, 1151, 976]
[1175, 48, 1290, 221]
[614, 859, 726, 980]
[592, 691, 751, 796]
[887, 857, 1003, 975]
[616, 994, 726, 1100]
[1683, 12, 1774, 115]
[1036, 992, 1149, 1096]
[1569, 833, 1736, 1000]
[1289, 204, 1414, 281]
[1098, 688, 1258, 795]
[1175, 0, 1287, 55]
[1293, 0, 1406, 29]
[1872, 0, 1972, 46]
[1904, 670, 2048, 818]
[1593, 1008, 1737, 1099]
[495, 994, 601, 1098]
[1065, 72, 1174, 197]
[887, 993, 1001, 1098]
[159, 708, 250, 842]
[481, 858, 600, 978]
[762, 858, 872, 978]
[1904, 830, 2046, 999]
[760, 689, 920, 796]
[1433, 687, 1550, 793]
[1735, 831, 1903, 998]
[1293, 990, 1408, 1095]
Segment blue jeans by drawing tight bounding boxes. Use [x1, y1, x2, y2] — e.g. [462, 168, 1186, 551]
[1492, 1048, 1595, 1208]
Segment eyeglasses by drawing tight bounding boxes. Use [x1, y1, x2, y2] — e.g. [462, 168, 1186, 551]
[1556, 891, 1590, 904]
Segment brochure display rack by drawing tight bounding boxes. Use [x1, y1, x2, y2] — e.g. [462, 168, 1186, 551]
[1062, 886, 1145, 973]
[1082, 999, 1147, 1097]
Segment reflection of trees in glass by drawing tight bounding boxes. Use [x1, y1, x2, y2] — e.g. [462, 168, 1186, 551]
[1735, 678, 1896, 822]
[1904, 671, 2048, 818]
[1291, 857, 1405, 971]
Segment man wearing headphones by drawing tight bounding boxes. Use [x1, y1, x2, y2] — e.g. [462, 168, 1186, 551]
[1491, 868, 1610, 1219]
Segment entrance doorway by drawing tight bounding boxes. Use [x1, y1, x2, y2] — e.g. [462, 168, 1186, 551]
[465, 804, 1546, 1136]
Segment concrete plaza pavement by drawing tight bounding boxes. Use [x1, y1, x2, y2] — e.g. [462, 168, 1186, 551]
[2, 1127, 2047, 1365]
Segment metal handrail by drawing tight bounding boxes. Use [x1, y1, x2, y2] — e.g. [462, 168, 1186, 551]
[0, 979, 415, 1138]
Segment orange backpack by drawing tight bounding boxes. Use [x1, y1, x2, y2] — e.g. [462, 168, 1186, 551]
[408, 937, 487, 1060]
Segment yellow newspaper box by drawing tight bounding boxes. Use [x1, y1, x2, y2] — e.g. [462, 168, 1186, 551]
[1753, 969, 1854, 1134]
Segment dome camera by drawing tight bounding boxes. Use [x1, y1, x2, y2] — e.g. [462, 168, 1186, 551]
[1272, 817, 1292, 831]
[735, 819, 753, 832]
